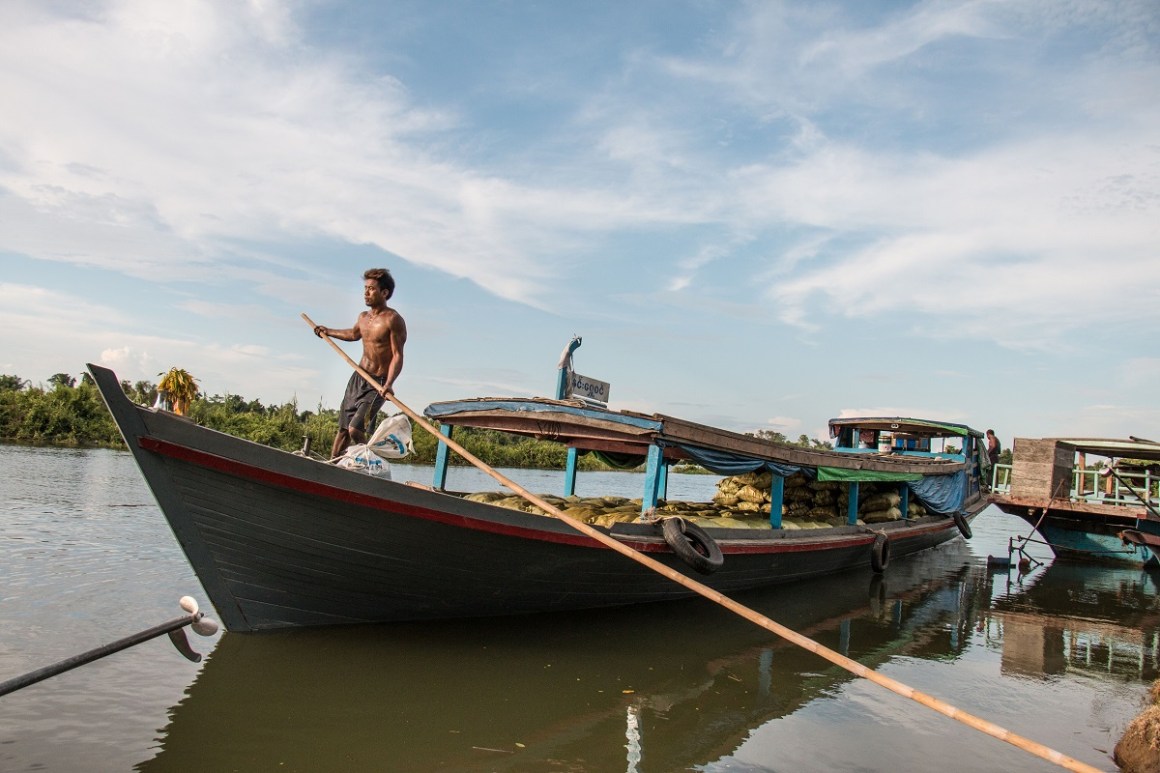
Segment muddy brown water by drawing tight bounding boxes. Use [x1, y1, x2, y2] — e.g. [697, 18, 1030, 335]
[1, 446, 1154, 771]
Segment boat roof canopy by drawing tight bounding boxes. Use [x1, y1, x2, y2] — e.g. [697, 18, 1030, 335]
[424, 397, 968, 477]
[1045, 437, 1160, 463]
[827, 417, 982, 439]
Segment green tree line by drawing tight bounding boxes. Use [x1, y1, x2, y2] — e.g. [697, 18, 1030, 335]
[0, 372, 635, 470]
[0, 371, 830, 470]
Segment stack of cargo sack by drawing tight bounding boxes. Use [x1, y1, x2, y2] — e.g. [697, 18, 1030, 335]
[459, 469, 925, 529]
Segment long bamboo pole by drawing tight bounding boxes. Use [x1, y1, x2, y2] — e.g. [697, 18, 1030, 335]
[303, 313, 1101, 773]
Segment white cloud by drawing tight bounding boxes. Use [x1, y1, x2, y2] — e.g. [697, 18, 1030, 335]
[98, 346, 151, 375]
[0, 0, 559, 305]
[800, 1, 999, 74]
[1117, 358, 1160, 390]
[1069, 402, 1160, 439]
[0, 282, 135, 327]
[835, 406, 970, 424]
[756, 133, 1160, 347]
[763, 415, 803, 433]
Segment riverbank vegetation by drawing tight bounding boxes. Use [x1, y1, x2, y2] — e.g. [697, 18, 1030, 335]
[0, 372, 827, 470]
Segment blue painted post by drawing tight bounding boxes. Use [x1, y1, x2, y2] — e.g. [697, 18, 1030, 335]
[642, 445, 664, 512]
[564, 447, 579, 497]
[432, 424, 453, 490]
[557, 336, 583, 498]
[769, 475, 784, 528]
[900, 484, 910, 520]
[658, 459, 669, 501]
[847, 481, 860, 525]
[963, 436, 974, 499]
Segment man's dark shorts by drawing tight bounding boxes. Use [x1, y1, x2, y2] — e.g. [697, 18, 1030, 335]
[339, 372, 386, 434]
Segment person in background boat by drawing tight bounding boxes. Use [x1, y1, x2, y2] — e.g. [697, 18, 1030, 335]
[313, 268, 408, 459]
[986, 430, 1001, 467]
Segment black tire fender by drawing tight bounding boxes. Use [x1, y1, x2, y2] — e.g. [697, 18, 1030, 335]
[870, 532, 891, 573]
[953, 511, 972, 539]
[661, 517, 724, 575]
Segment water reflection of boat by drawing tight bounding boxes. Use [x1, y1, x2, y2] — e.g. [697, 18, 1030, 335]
[138, 543, 981, 772]
[986, 562, 1160, 682]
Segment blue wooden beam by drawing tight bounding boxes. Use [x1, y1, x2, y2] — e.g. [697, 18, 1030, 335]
[432, 424, 453, 490]
[564, 447, 579, 497]
[847, 481, 860, 525]
[642, 445, 664, 512]
[768, 475, 784, 528]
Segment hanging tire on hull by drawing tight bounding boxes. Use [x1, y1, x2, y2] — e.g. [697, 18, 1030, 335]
[870, 532, 891, 573]
[661, 517, 724, 575]
[953, 512, 972, 539]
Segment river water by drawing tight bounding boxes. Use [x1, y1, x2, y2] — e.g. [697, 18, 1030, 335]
[1, 444, 1156, 772]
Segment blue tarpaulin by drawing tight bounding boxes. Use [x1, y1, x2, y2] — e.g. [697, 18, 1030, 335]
[907, 470, 967, 514]
[674, 444, 814, 479]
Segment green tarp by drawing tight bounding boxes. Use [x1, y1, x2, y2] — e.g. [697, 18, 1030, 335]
[817, 466, 923, 483]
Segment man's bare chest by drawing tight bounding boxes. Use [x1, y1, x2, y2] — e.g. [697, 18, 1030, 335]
[359, 311, 396, 342]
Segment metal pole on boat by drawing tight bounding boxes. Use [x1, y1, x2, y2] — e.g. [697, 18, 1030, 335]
[555, 335, 582, 400]
[0, 597, 218, 698]
[1102, 465, 1160, 519]
[303, 313, 1103, 773]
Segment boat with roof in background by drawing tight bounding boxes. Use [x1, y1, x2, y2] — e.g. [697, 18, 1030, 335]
[990, 436, 1160, 568]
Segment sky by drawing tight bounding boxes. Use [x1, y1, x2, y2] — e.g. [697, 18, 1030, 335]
[1, 0, 1158, 444]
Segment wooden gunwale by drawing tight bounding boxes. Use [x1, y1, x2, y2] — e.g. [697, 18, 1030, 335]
[990, 493, 1157, 521]
[137, 434, 964, 557]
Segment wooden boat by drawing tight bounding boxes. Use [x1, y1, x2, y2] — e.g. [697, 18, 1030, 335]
[990, 437, 1160, 567]
[88, 363, 988, 632]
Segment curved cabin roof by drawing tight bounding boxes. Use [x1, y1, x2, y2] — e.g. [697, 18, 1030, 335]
[827, 417, 982, 439]
[425, 398, 968, 476]
[1044, 437, 1160, 463]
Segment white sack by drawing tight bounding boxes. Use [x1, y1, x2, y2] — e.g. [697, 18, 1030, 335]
[336, 445, 392, 478]
[366, 412, 413, 460]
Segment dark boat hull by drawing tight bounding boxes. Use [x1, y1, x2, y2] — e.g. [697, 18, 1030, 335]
[90, 364, 986, 631]
[991, 496, 1160, 568]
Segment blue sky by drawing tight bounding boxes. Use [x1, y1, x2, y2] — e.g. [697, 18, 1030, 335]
[1, 0, 1157, 443]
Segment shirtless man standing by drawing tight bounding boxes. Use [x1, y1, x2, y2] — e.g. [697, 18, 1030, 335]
[314, 268, 408, 459]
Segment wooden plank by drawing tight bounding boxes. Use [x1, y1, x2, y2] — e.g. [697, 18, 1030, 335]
[653, 413, 964, 475]
[433, 412, 654, 445]
[431, 401, 967, 474]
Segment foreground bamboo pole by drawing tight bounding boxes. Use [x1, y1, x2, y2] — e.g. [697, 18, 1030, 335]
[303, 313, 1101, 773]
